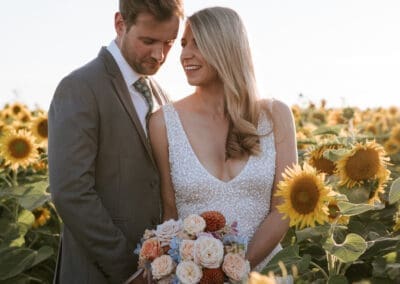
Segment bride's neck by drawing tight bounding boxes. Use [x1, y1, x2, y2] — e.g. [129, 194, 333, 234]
[195, 85, 225, 117]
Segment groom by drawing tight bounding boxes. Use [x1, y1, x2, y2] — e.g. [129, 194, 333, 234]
[48, 1, 183, 283]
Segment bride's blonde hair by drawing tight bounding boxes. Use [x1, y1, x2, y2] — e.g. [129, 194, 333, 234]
[188, 6, 262, 159]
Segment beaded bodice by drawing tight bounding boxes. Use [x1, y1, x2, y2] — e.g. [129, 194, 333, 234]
[162, 103, 281, 269]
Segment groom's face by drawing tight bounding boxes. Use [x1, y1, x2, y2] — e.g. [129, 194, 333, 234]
[115, 12, 179, 75]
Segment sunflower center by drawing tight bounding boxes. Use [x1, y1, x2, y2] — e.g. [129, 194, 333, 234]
[290, 175, 320, 214]
[328, 203, 340, 219]
[38, 120, 48, 138]
[311, 157, 336, 175]
[8, 138, 31, 158]
[12, 106, 21, 115]
[345, 148, 380, 181]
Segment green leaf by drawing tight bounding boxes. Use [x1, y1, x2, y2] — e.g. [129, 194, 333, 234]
[0, 222, 20, 249]
[323, 149, 350, 162]
[30, 246, 54, 267]
[0, 247, 35, 280]
[389, 177, 400, 204]
[337, 201, 375, 216]
[261, 245, 302, 274]
[17, 209, 34, 227]
[296, 224, 330, 242]
[323, 233, 367, 263]
[0, 246, 54, 280]
[312, 125, 342, 136]
[9, 210, 35, 247]
[328, 275, 349, 284]
[337, 185, 370, 204]
[12, 181, 50, 211]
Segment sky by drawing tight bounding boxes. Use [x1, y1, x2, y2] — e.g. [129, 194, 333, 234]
[1, 0, 399, 110]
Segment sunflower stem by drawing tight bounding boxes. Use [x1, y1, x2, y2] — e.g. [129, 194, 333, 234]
[11, 168, 18, 187]
[309, 261, 329, 280]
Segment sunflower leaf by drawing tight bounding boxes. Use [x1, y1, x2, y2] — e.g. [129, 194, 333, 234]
[323, 149, 350, 162]
[328, 275, 349, 284]
[312, 125, 342, 136]
[12, 181, 50, 211]
[337, 201, 375, 216]
[388, 177, 400, 204]
[323, 233, 367, 263]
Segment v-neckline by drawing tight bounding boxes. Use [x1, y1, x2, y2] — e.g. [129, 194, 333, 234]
[170, 105, 257, 185]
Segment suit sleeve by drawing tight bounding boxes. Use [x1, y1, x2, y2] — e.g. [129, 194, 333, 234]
[48, 75, 135, 283]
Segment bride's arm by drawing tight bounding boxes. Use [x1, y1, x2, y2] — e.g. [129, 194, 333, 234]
[246, 99, 298, 269]
[148, 109, 179, 221]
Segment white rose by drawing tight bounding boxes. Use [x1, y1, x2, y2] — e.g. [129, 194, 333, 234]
[222, 253, 250, 282]
[176, 260, 203, 284]
[193, 236, 224, 269]
[183, 214, 206, 235]
[155, 219, 182, 247]
[151, 255, 175, 280]
[180, 239, 195, 261]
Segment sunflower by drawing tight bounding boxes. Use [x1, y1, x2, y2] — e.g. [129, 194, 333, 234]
[327, 109, 346, 126]
[306, 143, 342, 175]
[388, 106, 398, 116]
[327, 199, 350, 225]
[248, 271, 277, 284]
[275, 163, 333, 229]
[384, 139, 400, 155]
[7, 102, 28, 116]
[17, 110, 32, 124]
[336, 140, 390, 188]
[390, 125, 400, 144]
[30, 114, 48, 147]
[0, 129, 39, 171]
[32, 207, 51, 228]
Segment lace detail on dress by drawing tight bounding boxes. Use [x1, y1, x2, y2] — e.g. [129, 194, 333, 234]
[162, 103, 281, 270]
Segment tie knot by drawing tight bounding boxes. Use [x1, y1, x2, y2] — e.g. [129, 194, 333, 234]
[133, 77, 150, 92]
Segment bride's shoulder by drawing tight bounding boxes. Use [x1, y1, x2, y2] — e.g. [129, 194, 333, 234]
[258, 98, 292, 121]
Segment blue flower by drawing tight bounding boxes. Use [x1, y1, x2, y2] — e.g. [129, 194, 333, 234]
[223, 234, 248, 246]
[133, 243, 142, 256]
[168, 236, 182, 263]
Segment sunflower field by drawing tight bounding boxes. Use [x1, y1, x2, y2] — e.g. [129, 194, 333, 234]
[0, 101, 399, 283]
[0, 102, 59, 283]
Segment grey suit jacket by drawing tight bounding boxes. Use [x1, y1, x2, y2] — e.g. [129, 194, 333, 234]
[48, 47, 169, 284]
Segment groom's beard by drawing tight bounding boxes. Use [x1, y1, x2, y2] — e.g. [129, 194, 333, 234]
[135, 58, 163, 75]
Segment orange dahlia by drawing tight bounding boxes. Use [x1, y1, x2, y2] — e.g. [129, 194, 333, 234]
[200, 211, 226, 232]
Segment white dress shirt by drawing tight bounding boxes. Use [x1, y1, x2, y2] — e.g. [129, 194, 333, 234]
[107, 40, 158, 135]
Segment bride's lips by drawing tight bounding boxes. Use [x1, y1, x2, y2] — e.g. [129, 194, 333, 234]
[183, 64, 201, 74]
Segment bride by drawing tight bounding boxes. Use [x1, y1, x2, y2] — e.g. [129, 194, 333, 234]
[149, 6, 297, 271]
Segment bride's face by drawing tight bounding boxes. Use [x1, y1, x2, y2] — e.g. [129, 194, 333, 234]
[180, 24, 219, 87]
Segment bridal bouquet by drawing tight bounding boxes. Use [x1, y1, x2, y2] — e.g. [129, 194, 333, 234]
[134, 211, 250, 283]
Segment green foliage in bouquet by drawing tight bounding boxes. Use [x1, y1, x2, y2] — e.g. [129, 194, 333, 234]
[262, 103, 400, 283]
[0, 102, 60, 283]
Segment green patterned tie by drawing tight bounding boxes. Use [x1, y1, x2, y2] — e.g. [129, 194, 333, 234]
[133, 77, 154, 121]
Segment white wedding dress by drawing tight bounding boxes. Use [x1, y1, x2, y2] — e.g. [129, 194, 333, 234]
[162, 103, 281, 271]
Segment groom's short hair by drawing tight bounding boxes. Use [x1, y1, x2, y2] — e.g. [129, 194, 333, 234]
[119, 0, 184, 29]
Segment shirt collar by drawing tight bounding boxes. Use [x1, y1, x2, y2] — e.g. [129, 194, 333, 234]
[107, 40, 141, 86]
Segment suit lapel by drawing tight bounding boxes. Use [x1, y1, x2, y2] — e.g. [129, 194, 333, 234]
[99, 48, 157, 168]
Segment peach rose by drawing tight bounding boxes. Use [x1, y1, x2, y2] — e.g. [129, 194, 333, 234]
[180, 239, 195, 261]
[140, 238, 163, 261]
[176, 260, 203, 284]
[155, 219, 182, 247]
[150, 255, 175, 280]
[193, 236, 224, 269]
[222, 253, 250, 282]
[183, 214, 206, 235]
